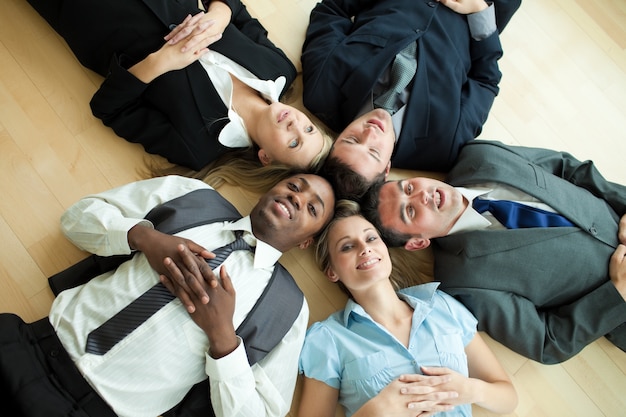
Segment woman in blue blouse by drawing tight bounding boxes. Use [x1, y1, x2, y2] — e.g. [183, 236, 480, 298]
[299, 201, 517, 417]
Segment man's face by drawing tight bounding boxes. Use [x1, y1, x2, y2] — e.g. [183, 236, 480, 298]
[251, 174, 335, 251]
[331, 109, 395, 181]
[378, 177, 468, 242]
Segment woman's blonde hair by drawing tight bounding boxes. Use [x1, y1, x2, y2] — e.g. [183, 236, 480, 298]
[149, 123, 333, 194]
[148, 123, 333, 194]
[314, 200, 424, 298]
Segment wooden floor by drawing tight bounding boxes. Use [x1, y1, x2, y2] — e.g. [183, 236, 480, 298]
[1, 0, 625, 416]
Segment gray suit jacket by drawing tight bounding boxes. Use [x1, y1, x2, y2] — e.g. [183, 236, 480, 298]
[433, 140, 626, 363]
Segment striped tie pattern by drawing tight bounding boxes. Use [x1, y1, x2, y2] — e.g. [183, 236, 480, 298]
[85, 231, 252, 355]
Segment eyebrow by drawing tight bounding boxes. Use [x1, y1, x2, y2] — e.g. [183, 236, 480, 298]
[397, 180, 408, 224]
[299, 177, 326, 213]
[334, 227, 376, 249]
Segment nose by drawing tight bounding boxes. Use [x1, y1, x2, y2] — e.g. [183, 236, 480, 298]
[287, 113, 299, 130]
[359, 242, 372, 256]
[288, 191, 302, 210]
[360, 125, 378, 142]
[417, 189, 429, 205]
[401, 188, 427, 207]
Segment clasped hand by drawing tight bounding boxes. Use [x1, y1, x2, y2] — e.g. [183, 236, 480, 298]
[160, 244, 239, 358]
[148, 5, 230, 75]
[362, 367, 467, 417]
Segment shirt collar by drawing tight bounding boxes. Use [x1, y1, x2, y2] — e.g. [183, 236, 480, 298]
[222, 217, 282, 269]
[341, 282, 441, 326]
[447, 187, 492, 235]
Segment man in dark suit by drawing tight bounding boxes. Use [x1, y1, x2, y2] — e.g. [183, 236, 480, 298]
[303, 0, 520, 198]
[0, 174, 335, 416]
[362, 140, 626, 364]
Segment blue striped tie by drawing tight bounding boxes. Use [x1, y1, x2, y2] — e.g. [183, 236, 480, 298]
[85, 232, 252, 355]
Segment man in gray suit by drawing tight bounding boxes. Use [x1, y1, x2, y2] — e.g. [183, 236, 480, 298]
[362, 140, 626, 364]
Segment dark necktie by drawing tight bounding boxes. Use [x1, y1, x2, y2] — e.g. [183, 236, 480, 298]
[85, 231, 252, 355]
[373, 42, 417, 115]
[472, 198, 575, 229]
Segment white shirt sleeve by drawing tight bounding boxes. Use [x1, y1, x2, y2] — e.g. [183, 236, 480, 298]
[60, 176, 211, 256]
[207, 301, 309, 417]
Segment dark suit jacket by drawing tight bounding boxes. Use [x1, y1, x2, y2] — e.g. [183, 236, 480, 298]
[27, 0, 297, 170]
[302, 0, 509, 171]
[434, 140, 626, 363]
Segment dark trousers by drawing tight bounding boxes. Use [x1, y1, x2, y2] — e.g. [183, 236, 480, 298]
[0, 314, 117, 417]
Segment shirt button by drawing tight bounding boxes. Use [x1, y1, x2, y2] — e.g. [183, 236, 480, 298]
[589, 226, 597, 235]
[427, 1, 437, 7]
[49, 349, 59, 358]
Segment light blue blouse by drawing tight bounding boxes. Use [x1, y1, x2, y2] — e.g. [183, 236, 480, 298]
[299, 283, 478, 417]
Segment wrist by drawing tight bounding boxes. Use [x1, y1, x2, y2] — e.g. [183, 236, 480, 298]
[208, 329, 238, 359]
[470, 378, 488, 406]
[127, 223, 154, 252]
[128, 52, 167, 84]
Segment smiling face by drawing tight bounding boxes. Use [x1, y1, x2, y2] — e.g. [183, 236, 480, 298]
[250, 174, 335, 252]
[330, 108, 395, 181]
[377, 177, 468, 248]
[254, 102, 325, 169]
[325, 215, 392, 293]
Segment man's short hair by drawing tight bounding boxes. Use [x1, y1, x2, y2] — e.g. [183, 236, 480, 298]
[321, 154, 386, 201]
[361, 181, 413, 247]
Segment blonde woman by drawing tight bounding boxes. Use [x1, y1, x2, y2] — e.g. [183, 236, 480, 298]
[299, 201, 517, 417]
[26, 0, 332, 172]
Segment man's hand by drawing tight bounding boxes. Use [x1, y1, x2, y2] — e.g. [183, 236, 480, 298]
[618, 214, 626, 245]
[128, 224, 213, 308]
[438, 0, 488, 15]
[610, 244, 626, 301]
[161, 261, 238, 358]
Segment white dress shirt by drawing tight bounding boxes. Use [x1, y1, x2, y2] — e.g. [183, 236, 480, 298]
[51, 175, 308, 417]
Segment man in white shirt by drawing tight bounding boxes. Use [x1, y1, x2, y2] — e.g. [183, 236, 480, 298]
[0, 173, 335, 417]
[361, 140, 626, 364]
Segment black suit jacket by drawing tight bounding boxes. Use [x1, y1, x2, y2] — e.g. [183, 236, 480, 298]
[302, 0, 512, 171]
[27, 0, 297, 170]
[434, 141, 626, 363]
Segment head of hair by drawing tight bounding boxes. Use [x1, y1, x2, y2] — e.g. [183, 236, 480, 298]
[314, 199, 419, 298]
[360, 180, 413, 247]
[309, 124, 334, 173]
[148, 127, 333, 195]
[320, 154, 387, 201]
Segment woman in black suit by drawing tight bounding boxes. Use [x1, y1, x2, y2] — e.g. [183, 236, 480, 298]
[26, 0, 332, 172]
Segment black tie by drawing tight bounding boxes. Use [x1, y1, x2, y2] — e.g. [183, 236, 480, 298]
[85, 231, 252, 355]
